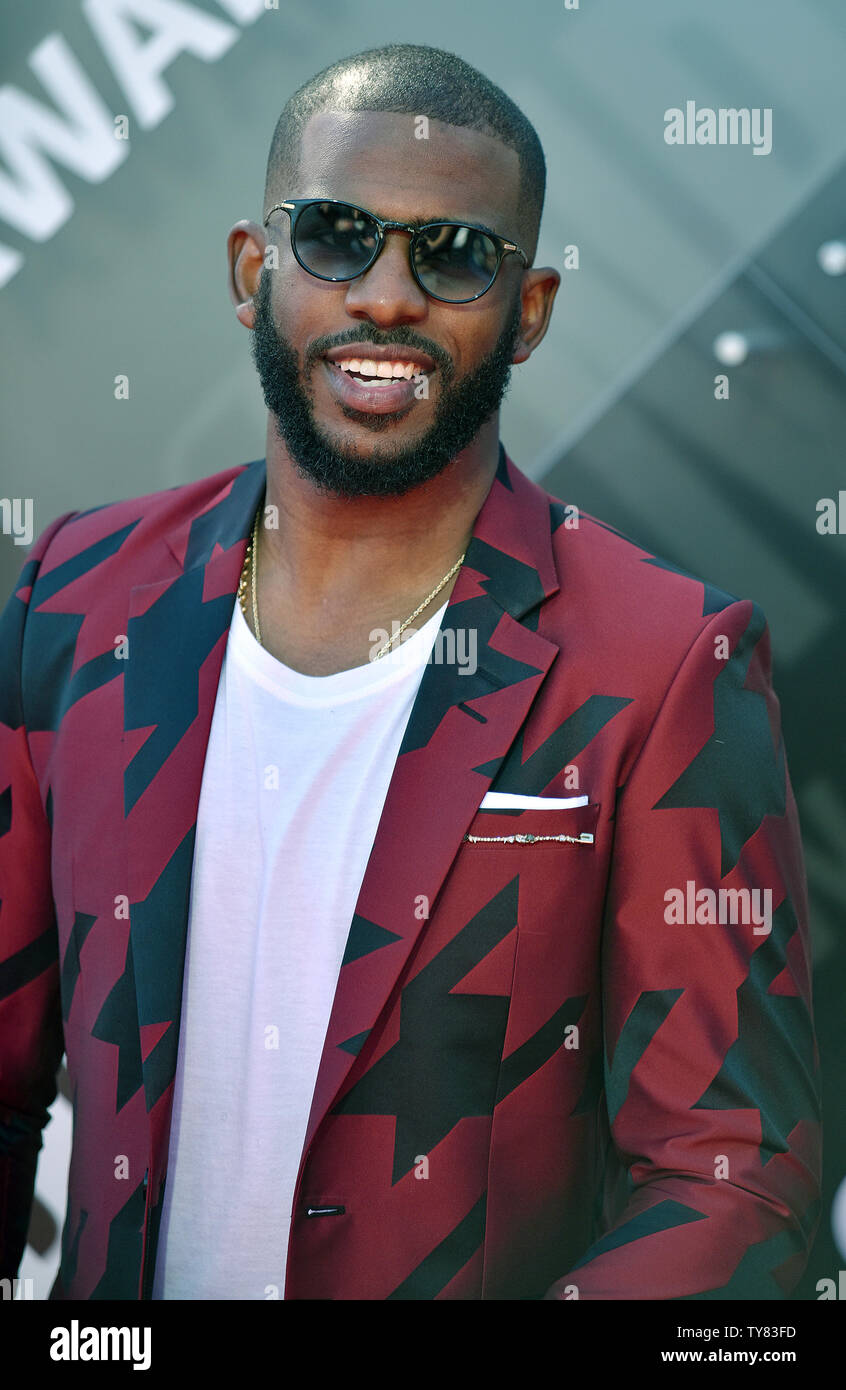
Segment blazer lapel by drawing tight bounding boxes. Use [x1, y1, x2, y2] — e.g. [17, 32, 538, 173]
[122, 458, 266, 1186]
[301, 444, 561, 1152]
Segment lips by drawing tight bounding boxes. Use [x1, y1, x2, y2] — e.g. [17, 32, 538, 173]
[322, 359, 423, 414]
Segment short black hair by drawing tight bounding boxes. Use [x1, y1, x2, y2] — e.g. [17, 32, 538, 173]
[263, 43, 546, 261]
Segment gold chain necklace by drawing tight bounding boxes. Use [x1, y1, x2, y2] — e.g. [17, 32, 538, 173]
[237, 503, 465, 659]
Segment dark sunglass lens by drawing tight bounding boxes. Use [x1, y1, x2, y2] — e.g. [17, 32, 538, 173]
[413, 225, 499, 299]
[293, 202, 378, 279]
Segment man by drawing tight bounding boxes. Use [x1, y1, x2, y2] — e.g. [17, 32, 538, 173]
[0, 43, 821, 1301]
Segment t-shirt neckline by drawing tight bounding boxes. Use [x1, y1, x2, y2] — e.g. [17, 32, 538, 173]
[229, 594, 450, 706]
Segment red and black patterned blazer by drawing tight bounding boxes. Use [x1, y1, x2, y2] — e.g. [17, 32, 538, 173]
[0, 446, 821, 1299]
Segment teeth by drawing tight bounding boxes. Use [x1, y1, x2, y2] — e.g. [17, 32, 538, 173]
[336, 357, 422, 379]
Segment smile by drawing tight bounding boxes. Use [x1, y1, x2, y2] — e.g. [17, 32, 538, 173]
[321, 357, 434, 415]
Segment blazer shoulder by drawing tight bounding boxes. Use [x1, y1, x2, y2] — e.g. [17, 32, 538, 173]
[545, 489, 750, 622]
[30, 459, 261, 572]
[531, 482, 774, 707]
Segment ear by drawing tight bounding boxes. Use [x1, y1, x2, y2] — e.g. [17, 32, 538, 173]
[511, 265, 561, 364]
[227, 219, 267, 329]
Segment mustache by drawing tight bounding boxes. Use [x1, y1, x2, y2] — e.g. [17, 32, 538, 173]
[305, 330, 452, 377]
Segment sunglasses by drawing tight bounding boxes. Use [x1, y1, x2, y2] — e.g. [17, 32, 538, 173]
[263, 198, 529, 303]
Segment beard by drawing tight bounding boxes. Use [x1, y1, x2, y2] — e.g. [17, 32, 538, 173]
[249, 267, 523, 498]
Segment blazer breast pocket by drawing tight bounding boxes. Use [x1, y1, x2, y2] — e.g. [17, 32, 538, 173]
[462, 800, 601, 849]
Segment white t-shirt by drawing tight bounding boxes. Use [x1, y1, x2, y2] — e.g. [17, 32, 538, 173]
[151, 594, 448, 1299]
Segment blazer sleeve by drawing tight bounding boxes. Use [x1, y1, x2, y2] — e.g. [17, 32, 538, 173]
[0, 512, 77, 1278]
[543, 598, 822, 1300]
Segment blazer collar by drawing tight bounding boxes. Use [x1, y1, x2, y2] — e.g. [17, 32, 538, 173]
[160, 442, 559, 619]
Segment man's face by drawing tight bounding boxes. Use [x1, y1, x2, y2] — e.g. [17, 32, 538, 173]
[250, 111, 527, 498]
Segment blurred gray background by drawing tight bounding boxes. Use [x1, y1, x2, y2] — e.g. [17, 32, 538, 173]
[1, 0, 844, 1299]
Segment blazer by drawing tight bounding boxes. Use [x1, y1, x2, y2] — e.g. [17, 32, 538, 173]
[0, 445, 822, 1300]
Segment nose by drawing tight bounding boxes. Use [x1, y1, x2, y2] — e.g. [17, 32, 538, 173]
[343, 228, 428, 325]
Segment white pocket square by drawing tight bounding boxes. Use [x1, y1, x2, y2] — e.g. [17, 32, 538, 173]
[479, 792, 589, 810]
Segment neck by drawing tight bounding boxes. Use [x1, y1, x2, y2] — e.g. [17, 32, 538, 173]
[258, 415, 500, 616]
